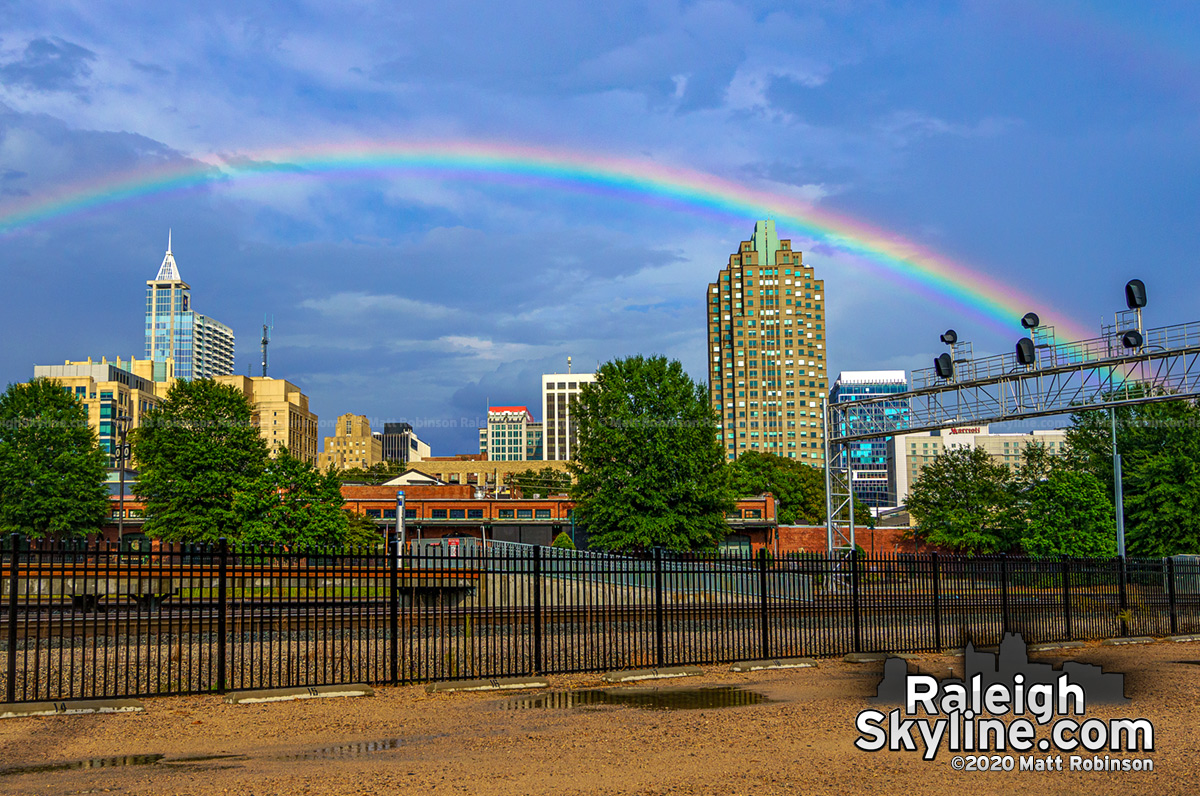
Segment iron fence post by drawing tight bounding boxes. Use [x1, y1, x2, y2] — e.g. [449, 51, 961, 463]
[850, 549, 862, 654]
[6, 533, 18, 704]
[931, 553, 942, 651]
[758, 548, 770, 660]
[1000, 554, 1010, 636]
[388, 529, 399, 685]
[532, 544, 542, 675]
[654, 547, 665, 667]
[1061, 556, 1072, 641]
[1118, 555, 1129, 637]
[217, 537, 228, 693]
[1166, 557, 1178, 636]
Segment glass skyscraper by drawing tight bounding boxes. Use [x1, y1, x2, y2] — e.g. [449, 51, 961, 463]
[829, 371, 909, 508]
[145, 233, 235, 380]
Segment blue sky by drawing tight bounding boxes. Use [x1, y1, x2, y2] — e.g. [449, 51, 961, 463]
[1, 1, 1198, 454]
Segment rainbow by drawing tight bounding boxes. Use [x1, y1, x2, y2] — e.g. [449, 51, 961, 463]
[0, 140, 1095, 341]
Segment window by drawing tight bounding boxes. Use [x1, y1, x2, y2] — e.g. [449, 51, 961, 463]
[517, 509, 533, 519]
[467, 509, 484, 519]
[449, 509, 465, 519]
[404, 509, 417, 519]
[498, 509, 515, 519]
[431, 509, 448, 519]
[535, 509, 551, 519]
[382, 509, 396, 519]
[365, 509, 382, 519]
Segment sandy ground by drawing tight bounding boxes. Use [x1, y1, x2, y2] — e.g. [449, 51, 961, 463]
[0, 641, 1198, 796]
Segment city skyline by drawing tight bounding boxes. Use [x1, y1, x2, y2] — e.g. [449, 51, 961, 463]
[2, 3, 1197, 455]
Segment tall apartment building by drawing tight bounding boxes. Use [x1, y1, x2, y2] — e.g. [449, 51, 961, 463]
[145, 233, 235, 380]
[708, 220, 826, 463]
[479, 407, 543, 461]
[829, 371, 909, 508]
[33, 356, 174, 467]
[888, 425, 1069, 505]
[379, 422, 430, 464]
[214, 375, 319, 465]
[318, 413, 383, 471]
[542, 372, 595, 461]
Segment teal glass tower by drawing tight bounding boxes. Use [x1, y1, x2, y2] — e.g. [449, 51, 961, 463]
[145, 233, 235, 380]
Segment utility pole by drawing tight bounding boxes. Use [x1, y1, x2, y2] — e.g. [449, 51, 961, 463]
[1111, 407, 1126, 557]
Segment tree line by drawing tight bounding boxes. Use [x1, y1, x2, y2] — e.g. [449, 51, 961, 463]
[4, 358, 1199, 557]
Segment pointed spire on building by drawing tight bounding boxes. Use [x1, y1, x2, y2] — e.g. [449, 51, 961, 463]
[155, 229, 182, 281]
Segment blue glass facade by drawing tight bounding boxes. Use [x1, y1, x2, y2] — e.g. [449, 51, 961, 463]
[829, 373, 910, 508]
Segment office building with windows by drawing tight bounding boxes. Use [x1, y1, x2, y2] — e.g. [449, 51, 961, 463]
[888, 425, 1070, 505]
[214, 375, 319, 465]
[829, 371, 909, 508]
[542, 372, 595, 461]
[380, 422, 431, 464]
[707, 220, 827, 463]
[318, 413, 383, 471]
[479, 407, 543, 461]
[145, 233, 235, 380]
[33, 356, 174, 468]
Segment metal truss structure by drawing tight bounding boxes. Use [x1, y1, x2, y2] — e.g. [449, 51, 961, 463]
[823, 318, 1200, 551]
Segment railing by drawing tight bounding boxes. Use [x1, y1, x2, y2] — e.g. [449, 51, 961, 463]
[3, 534, 1199, 703]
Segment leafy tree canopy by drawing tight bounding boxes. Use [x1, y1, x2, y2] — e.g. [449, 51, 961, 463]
[235, 449, 351, 548]
[132, 379, 268, 543]
[1020, 469, 1117, 557]
[906, 446, 1018, 554]
[570, 355, 735, 552]
[1064, 398, 1200, 555]
[0, 378, 109, 538]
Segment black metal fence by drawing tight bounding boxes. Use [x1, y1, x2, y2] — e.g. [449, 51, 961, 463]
[3, 533, 1199, 703]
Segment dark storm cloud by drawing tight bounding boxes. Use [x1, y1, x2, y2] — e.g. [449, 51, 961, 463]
[0, 37, 96, 94]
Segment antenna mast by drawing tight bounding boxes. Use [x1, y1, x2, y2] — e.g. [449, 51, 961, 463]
[261, 315, 274, 377]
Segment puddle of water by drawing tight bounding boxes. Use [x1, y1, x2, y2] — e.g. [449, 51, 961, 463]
[0, 755, 164, 776]
[501, 685, 769, 711]
[281, 738, 405, 760]
[0, 753, 246, 777]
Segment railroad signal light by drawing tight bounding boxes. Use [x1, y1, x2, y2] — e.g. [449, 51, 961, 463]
[1020, 312, 1040, 330]
[1125, 279, 1147, 310]
[934, 352, 954, 379]
[939, 329, 957, 345]
[1016, 337, 1037, 365]
[1121, 329, 1144, 349]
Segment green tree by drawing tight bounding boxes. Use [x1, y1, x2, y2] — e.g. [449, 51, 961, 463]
[235, 449, 351, 548]
[570, 355, 735, 552]
[0, 378, 110, 538]
[1064, 399, 1200, 555]
[343, 510, 384, 550]
[508, 466, 572, 497]
[133, 379, 268, 543]
[1020, 469, 1117, 557]
[906, 446, 1017, 553]
[551, 530, 576, 550]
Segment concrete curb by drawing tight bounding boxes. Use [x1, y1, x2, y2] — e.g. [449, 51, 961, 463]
[1166, 634, 1200, 643]
[224, 684, 374, 704]
[425, 678, 548, 694]
[601, 666, 703, 683]
[730, 658, 818, 672]
[843, 652, 915, 663]
[1102, 636, 1156, 646]
[1027, 641, 1086, 652]
[0, 699, 144, 719]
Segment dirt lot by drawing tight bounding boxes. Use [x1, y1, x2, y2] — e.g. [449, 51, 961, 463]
[0, 641, 1197, 796]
